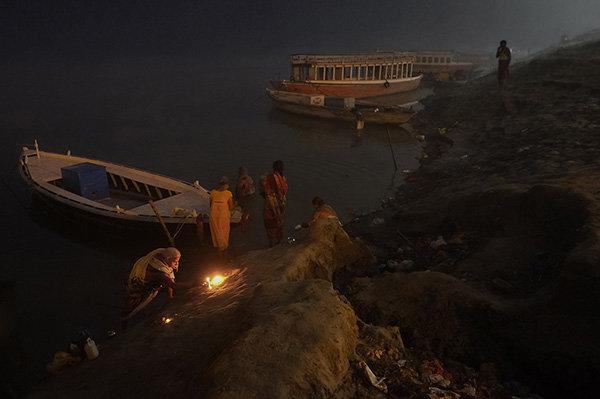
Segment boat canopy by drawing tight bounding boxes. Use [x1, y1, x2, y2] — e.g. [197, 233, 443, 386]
[290, 52, 416, 82]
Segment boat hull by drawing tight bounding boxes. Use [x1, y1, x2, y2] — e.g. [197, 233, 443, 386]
[267, 90, 415, 125]
[271, 75, 422, 98]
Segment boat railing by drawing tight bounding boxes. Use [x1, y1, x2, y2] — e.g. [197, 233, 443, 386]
[292, 53, 415, 65]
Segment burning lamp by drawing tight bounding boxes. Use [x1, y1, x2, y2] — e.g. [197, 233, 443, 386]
[206, 274, 225, 290]
[161, 317, 173, 324]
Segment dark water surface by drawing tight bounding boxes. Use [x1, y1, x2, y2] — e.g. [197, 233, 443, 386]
[0, 58, 428, 380]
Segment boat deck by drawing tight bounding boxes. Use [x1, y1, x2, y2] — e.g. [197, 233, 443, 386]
[22, 149, 210, 218]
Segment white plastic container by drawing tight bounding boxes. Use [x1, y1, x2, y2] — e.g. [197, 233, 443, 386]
[84, 338, 99, 360]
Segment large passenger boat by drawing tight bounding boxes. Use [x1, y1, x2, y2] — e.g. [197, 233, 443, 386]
[271, 53, 422, 98]
[412, 51, 491, 80]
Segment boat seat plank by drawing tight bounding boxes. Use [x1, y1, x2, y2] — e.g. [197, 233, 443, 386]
[129, 191, 209, 215]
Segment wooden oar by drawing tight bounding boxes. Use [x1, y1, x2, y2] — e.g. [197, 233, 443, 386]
[149, 199, 176, 247]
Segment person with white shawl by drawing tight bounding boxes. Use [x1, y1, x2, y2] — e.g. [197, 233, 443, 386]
[121, 247, 181, 324]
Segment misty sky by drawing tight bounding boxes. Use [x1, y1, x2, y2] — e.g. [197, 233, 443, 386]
[3, 0, 600, 64]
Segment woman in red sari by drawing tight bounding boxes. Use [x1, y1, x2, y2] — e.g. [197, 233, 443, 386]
[262, 160, 288, 246]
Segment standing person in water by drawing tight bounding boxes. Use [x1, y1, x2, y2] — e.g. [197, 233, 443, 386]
[496, 40, 512, 89]
[262, 160, 288, 246]
[235, 166, 255, 199]
[235, 166, 255, 233]
[210, 176, 234, 258]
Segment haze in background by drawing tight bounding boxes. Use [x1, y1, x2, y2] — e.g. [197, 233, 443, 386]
[3, 0, 600, 66]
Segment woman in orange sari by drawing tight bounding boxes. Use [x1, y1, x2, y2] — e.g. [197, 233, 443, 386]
[210, 177, 234, 258]
[262, 160, 288, 246]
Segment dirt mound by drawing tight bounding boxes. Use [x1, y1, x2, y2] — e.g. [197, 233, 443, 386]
[29, 219, 372, 398]
[344, 41, 600, 398]
[347, 271, 506, 364]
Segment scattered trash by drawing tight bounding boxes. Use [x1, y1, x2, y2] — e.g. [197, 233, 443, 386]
[359, 361, 388, 393]
[396, 359, 408, 368]
[428, 387, 460, 399]
[370, 217, 385, 226]
[416, 134, 426, 141]
[294, 224, 302, 231]
[517, 145, 531, 153]
[106, 330, 116, 338]
[46, 351, 81, 375]
[287, 236, 296, 244]
[428, 373, 452, 388]
[430, 236, 447, 250]
[458, 383, 477, 397]
[460, 154, 469, 160]
[84, 337, 99, 360]
[402, 169, 411, 174]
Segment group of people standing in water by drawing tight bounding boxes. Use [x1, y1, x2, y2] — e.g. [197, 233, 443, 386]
[208, 160, 289, 258]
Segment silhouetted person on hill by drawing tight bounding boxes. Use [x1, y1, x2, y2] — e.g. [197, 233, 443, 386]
[496, 40, 512, 89]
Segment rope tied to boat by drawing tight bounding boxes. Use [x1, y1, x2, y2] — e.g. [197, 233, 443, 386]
[384, 80, 390, 88]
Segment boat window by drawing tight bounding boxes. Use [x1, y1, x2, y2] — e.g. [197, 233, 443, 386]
[367, 65, 374, 79]
[393, 64, 399, 78]
[402, 63, 407, 78]
[334, 66, 342, 80]
[434, 57, 439, 63]
[386, 65, 392, 79]
[343, 66, 351, 79]
[325, 67, 334, 80]
[428, 57, 433, 63]
[352, 66, 359, 80]
[446, 57, 451, 63]
[300, 65, 310, 80]
[408, 63, 413, 77]
[374, 65, 381, 80]
[359, 66, 366, 79]
[317, 67, 325, 80]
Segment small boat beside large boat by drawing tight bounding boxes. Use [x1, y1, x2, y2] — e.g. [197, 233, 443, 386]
[271, 52, 422, 98]
[19, 143, 241, 239]
[266, 88, 417, 125]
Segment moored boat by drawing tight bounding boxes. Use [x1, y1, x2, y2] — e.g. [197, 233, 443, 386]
[266, 88, 416, 125]
[271, 52, 422, 98]
[18, 143, 241, 240]
[412, 51, 491, 80]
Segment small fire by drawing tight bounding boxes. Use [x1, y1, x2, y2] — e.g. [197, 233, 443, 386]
[162, 317, 173, 324]
[206, 274, 225, 290]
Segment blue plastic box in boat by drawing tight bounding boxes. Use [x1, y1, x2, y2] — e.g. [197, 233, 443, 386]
[61, 162, 110, 200]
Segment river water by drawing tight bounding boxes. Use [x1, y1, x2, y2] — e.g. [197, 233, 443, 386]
[0, 58, 429, 380]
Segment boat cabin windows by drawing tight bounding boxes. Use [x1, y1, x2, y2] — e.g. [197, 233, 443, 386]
[446, 57, 451, 63]
[293, 53, 415, 82]
[325, 67, 334, 80]
[344, 66, 351, 79]
[367, 65, 374, 79]
[317, 67, 325, 80]
[334, 66, 342, 80]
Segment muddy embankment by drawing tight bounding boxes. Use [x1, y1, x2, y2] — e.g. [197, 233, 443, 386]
[344, 40, 600, 398]
[28, 219, 375, 399]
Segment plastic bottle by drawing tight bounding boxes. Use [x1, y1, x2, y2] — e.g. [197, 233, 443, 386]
[84, 338, 99, 360]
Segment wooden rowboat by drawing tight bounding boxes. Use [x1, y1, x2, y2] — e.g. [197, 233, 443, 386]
[266, 88, 417, 125]
[19, 143, 241, 240]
